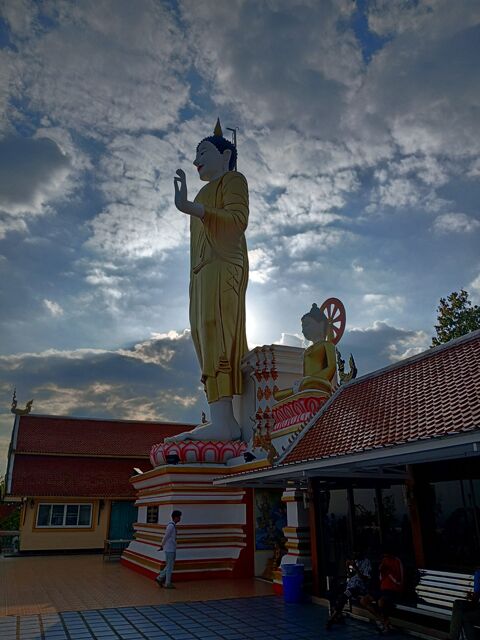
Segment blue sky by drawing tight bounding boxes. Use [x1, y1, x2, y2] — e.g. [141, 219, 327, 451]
[0, 0, 479, 472]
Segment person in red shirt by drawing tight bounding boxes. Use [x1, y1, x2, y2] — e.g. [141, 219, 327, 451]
[360, 549, 404, 633]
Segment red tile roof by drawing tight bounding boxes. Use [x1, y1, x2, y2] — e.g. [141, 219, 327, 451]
[9, 455, 149, 497]
[282, 330, 480, 466]
[14, 415, 192, 457]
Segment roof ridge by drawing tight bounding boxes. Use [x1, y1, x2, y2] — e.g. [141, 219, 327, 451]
[342, 328, 480, 389]
[19, 413, 196, 427]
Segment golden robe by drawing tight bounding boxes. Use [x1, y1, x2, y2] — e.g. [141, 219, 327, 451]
[190, 171, 249, 403]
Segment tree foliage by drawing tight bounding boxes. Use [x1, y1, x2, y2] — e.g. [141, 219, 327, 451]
[0, 507, 20, 531]
[0, 476, 20, 531]
[432, 289, 480, 346]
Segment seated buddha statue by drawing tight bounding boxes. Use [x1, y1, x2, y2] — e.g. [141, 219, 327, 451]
[274, 303, 337, 401]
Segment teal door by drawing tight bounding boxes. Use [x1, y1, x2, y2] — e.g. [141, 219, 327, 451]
[108, 501, 138, 539]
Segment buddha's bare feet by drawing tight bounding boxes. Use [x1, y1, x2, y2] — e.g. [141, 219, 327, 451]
[164, 431, 191, 443]
[164, 398, 242, 443]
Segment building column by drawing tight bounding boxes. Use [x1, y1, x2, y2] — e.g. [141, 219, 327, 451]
[307, 479, 321, 596]
[282, 485, 312, 566]
[406, 464, 426, 568]
[273, 484, 312, 592]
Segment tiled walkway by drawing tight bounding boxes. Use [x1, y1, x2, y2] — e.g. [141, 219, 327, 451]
[0, 596, 392, 640]
[0, 556, 273, 615]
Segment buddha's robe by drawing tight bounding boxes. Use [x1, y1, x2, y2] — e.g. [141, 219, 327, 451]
[273, 340, 337, 401]
[190, 171, 249, 403]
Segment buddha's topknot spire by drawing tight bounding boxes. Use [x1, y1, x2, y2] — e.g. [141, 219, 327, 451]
[214, 117, 223, 137]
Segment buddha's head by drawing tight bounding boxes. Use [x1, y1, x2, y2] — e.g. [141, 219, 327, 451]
[301, 303, 329, 343]
[194, 118, 237, 182]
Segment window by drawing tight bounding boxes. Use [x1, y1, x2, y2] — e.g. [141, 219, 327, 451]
[315, 480, 416, 591]
[36, 503, 92, 528]
[427, 479, 480, 570]
[146, 506, 159, 524]
[318, 487, 351, 578]
[381, 485, 413, 559]
[353, 487, 381, 556]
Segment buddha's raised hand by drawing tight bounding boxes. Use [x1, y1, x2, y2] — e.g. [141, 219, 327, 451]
[173, 169, 204, 219]
[173, 169, 188, 212]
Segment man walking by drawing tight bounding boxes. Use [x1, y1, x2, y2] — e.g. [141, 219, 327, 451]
[156, 510, 182, 589]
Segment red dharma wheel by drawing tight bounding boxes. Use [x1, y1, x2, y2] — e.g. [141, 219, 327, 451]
[319, 298, 346, 344]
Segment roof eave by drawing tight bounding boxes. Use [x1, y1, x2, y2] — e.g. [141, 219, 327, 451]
[214, 429, 480, 486]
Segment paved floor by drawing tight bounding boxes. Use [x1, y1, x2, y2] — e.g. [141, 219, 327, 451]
[0, 556, 272, 616]
[0, 596, 395, 640]
[0, 556, 405, 639]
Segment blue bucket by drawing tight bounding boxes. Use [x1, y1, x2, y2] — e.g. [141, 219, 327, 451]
[281, 564, 304, 603]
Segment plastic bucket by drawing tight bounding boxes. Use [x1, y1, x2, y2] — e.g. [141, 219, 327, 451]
[281, 563, 304, 603]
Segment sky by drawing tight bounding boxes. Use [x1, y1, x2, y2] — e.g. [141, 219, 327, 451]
[0, 0, 479, 473]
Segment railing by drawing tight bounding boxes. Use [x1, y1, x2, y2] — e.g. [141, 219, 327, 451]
[0, 530, 20, 554]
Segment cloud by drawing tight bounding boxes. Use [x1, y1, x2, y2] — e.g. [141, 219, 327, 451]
[0, 0, 37, 39]
[2, 0, 191, 138]
[117, 330, 190, 366]
[362, 294, 406, 314]
[87, 203, 184, 260]
[286, 229, 352, 259]
[433, 212, 480, 234]
[355, 2, 480, 160]
[181, 0, 361, 132]
[0, 331, 202, 397]
[43, 299, 64, 317]
[469, 273, 480, 304]
[275, 333, 304, 348]
[248, 247, 275, 284]
[0, 48, 20, 133]
[84, 131, 197, 260]
[368, 0, 479, 40]
[0, 330, 207, 471]
[0, 214, 28, 239]
[0, 127, 90, 243]
[339, 321, 430, 375]
[0, 135, 70, 214]
[27, 382, 197, 422]
[1, 0, 479, 473]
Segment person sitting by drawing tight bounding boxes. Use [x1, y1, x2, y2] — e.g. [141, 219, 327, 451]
[274, 303, 337, 401]
[360, 548, 404, 634]
[449, 567, 480, 640]
[326, 550, 372, 630]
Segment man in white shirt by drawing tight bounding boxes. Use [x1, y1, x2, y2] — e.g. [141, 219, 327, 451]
[156, 510, 182, 589]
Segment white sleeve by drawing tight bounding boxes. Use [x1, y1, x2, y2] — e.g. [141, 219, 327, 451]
[161, 523, 174, 546]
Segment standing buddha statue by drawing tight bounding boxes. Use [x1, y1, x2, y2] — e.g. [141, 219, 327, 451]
[165, 119, 249, 443]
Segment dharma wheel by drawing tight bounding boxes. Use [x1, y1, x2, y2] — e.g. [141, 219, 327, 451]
[320, 297, 346, 344]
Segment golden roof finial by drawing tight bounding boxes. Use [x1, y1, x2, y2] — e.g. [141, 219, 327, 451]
[11, 387, 34, 416]
[214, 117, 223, 137]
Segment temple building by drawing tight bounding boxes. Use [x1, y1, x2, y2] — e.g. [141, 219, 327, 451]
[4, 415, 190, 552]
[217, 329, 480, 594]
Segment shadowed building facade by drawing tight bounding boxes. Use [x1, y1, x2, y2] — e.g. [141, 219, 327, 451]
[5, 416, 191, 552]
[217, 329, 480, 594]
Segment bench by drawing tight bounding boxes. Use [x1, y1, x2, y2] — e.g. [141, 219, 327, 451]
[406, 569, 475, 620]
[395, 569, 479, 639]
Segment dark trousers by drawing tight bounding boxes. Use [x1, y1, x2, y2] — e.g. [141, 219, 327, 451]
[449, 599, 480, 640]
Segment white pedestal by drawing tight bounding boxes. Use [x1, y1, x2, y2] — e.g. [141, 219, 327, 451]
[122, 464, 252, 580]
